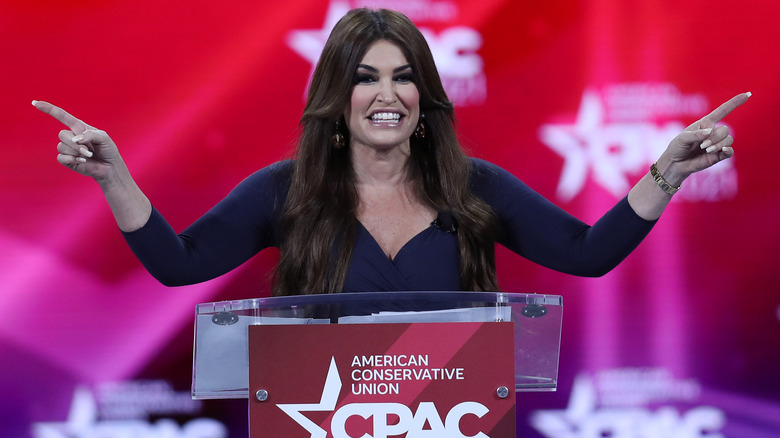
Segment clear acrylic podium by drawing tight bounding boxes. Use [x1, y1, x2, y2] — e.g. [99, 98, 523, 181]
[192, 291, 563, 400]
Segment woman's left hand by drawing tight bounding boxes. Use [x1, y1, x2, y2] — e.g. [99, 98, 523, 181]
[659, 92, 751, 184]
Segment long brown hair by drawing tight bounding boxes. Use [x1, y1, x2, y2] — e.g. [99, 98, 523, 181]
[274, 8, 498, 295]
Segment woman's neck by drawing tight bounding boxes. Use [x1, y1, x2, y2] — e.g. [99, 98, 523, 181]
[350, 141, 411, 188]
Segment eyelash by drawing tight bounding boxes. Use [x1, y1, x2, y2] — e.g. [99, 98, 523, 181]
[353, 73, 415, 84]
[395, 73, 415, 83]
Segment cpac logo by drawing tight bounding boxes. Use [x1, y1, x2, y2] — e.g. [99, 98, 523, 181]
[530, 372, 725, 438]
[286, 0, 486, 106]
[278, 357, 490, 438]
[32, 386, 226, 438]
[539, 85, 737, 202]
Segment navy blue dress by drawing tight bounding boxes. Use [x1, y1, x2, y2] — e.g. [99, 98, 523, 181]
[122, 159, 655, 290]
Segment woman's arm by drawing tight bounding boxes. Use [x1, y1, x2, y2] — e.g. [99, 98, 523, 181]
[35, 100, 289, 286]
[471, 93, 750, 276]
[471, 159, 655, 277]
[121, 165, 289, 286]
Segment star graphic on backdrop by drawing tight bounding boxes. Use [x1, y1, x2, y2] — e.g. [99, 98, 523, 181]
[32, 387, 97, 437]
[529, 374, 598, 437]
[539, 90, 605, 201]
[287, 1, 351, 70]
[538, 90, 643, 201]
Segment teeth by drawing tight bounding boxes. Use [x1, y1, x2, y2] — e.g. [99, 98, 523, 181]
[371, 112, 401, 121]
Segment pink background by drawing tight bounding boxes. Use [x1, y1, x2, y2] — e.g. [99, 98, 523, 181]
[2, 0, 779, 436]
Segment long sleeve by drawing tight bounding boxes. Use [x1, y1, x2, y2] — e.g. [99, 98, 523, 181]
[470, 159, 656, 276]
[121, 161, 293, 286]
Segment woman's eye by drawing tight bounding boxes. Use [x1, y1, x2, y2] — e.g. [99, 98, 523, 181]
[354, 74, 376, 84]
[394, 73, 415, 83]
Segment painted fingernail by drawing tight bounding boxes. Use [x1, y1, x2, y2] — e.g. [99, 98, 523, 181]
[71, 135, 83, 143]
[79, 147, 93, 158]
[706, 145, 718, 153]
[76, 157, 87, 163]
[31, 100, 38, 107]
[746, 92, 752, 98]
[701, 128, 712, 135]
[700, 139, 712, 150]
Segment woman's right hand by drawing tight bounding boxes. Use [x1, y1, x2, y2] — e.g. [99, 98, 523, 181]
[33, 100, 122, 182]
[33, 100, 152, 231]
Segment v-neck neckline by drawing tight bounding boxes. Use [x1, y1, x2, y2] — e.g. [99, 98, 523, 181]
[357, 220, 435, 262]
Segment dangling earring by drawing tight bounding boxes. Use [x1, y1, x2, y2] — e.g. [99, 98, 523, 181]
[413, 113, 426, 139]
[331, 119, 345, 149]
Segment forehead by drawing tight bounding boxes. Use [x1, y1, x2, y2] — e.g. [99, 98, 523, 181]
[359, 40, 409, 68]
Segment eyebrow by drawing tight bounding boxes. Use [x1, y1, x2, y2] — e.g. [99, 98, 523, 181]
[356, 64, 413, 73]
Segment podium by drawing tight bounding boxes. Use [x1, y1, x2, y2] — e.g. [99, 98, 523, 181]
[192, 292, 562, 437]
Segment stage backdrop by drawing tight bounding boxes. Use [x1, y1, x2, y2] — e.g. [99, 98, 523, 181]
[2, 0, 779, 436]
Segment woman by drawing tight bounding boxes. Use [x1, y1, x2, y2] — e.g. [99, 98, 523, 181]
[34, 9, 749, 296]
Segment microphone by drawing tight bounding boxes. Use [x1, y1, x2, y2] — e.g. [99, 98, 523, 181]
[432, 212, 457, 234]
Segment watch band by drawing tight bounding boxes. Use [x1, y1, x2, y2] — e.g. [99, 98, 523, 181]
[650, 162, 681, 195]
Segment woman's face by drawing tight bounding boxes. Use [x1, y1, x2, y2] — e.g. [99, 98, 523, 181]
[344, 40, 420, 153]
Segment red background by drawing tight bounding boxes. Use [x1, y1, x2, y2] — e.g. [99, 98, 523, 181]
[2, 0, 779, 436]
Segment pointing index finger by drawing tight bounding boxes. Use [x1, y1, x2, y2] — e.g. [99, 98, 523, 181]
[701, 92, 752, 126]
[32, 100, 88, 135]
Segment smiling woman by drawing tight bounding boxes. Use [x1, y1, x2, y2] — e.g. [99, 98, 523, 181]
[346, 42, 420, 152]
[274, 8, 502, 295]
[33, 8, 748, 297]
[345, 41, 431, 265]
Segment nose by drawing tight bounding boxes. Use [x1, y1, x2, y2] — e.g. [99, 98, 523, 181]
[376, 78, 397, 104]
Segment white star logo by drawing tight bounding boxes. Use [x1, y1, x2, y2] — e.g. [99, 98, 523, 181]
[286, 1, 351, 76]
[538, 89, 639, 201]
[277, 357, 343, 438]
[529, 374, 597, 437]
[32, 386, 98, 438]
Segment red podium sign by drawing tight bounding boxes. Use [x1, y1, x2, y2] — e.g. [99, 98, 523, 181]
[248, 322, 516, 437]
